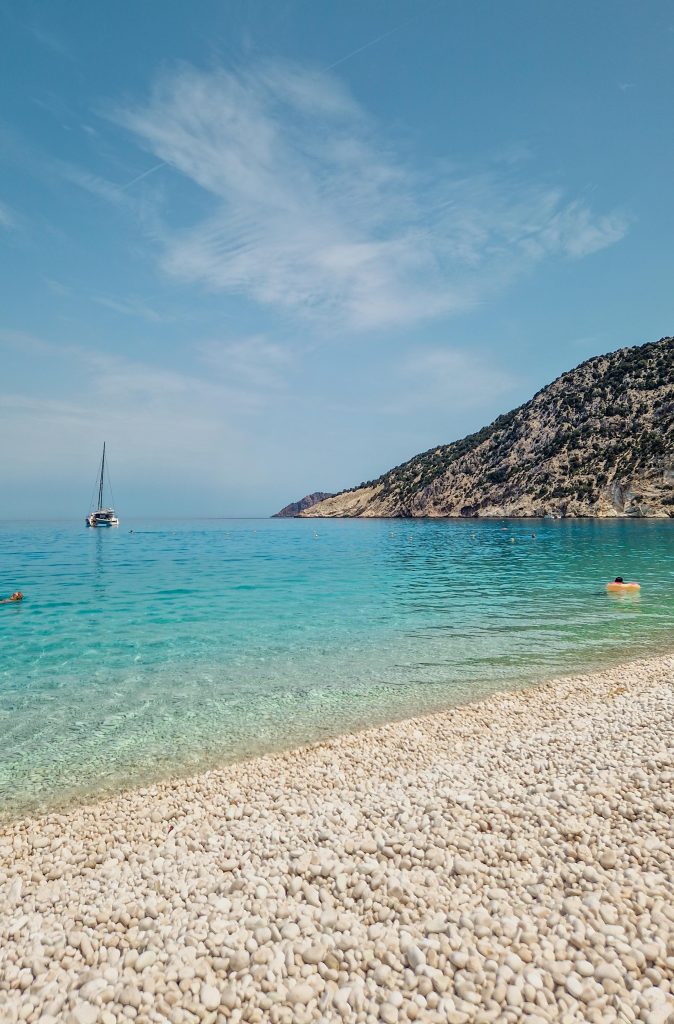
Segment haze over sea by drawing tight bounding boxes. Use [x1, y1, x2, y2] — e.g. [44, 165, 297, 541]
[0, 517, 672, 818]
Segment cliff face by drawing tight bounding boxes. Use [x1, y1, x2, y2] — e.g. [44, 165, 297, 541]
[303, 336, 674, 519]
[273, 492, 335, 517]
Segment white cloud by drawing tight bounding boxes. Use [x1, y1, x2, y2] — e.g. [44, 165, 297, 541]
[111, 61, 628, 332]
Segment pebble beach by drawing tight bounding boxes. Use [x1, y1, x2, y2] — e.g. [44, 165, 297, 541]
[1, 654, 673, 1024]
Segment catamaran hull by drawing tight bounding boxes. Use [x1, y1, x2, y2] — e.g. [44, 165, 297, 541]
[86, 515, 119, 528]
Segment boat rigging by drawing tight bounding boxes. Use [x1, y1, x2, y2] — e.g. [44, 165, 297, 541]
[86, 443, 119, 527]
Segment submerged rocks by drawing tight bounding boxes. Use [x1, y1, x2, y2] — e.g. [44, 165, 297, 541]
[0, 654, 673, 1023]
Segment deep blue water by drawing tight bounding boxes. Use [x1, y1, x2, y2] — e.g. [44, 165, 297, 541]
[1, 517, 673, 816]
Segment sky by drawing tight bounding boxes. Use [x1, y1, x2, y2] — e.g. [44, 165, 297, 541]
[1, 0, 673, 517]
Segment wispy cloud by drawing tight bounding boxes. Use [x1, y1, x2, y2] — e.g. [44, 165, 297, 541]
[58, 158, 165, 207]
[59, 163, 133, 207]
[389, 347, 519, 414]
[0, 328, 289, 422]
[44, 277, 70, 296]
[0, 331, 293, 496]
[0, 6, 73, 61]
[0, 328, 54, 354]
[519, 198, 628, 259]
[0, 200, 15, 228]
[92, 295, 168, 323]
[111, 61, 628, 332]
[199, 335, 292, 390]
[26, 21, 71, 59]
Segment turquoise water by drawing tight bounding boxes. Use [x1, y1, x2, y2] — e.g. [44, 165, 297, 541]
[1, 517, 673, 817]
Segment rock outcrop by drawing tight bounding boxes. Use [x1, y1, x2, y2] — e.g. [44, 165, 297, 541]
[303, 335, 674, 519]
[273, 492, 335, 517]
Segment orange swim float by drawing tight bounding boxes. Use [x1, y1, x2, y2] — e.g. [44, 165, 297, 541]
[606, 581, 640, 593]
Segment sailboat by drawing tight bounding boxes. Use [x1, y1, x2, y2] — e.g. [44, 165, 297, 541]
[86, 443, 119, 527]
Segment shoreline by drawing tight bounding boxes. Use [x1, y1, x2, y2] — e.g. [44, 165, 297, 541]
[1, 652, 673, 1022]
[299, 513, 673, 519]
[4, 640, 674, 825]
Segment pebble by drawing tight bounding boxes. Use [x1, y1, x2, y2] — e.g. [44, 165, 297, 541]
[287, 983, 315, 1006]
[301, 944, 327, 965]
[199, 983, 221, 1011]
[565, 974, 584, 999]
[134, 950, 156, 971]
[380, 1002, 398, 1023]
[404, 945, 426, 970]
[69, 1004, 98, 1024]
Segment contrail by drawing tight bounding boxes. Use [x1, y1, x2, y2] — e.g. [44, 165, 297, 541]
[325, 22, 411, 71]
[325, 4, 439, 72]
[120, 161, 166, 191]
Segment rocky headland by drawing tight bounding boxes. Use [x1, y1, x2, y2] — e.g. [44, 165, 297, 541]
[1, 654, 673, 1024]
[273, 493, 335, 518]
[301, 335, 674, 519]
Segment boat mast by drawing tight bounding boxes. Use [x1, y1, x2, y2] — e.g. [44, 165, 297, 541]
[98, 443, 106, 510]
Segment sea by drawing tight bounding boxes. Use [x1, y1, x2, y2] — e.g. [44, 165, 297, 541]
[1, 517, 673, 818]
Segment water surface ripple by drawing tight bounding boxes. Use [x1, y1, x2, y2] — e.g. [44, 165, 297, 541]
[1, 518, 673, 816]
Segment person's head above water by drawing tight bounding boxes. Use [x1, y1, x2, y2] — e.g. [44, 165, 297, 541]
[614, 577, 624, 584]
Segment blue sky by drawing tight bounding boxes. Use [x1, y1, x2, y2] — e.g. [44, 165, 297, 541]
[1, 0, 672, 516]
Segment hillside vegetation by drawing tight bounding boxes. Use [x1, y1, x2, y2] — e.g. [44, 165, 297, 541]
[303, 336, 674, 519]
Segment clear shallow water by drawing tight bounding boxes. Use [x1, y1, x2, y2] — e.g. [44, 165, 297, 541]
[1, 517, 673, 817]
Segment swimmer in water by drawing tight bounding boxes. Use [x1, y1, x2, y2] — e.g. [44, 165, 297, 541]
[1, 591, 23, 603]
